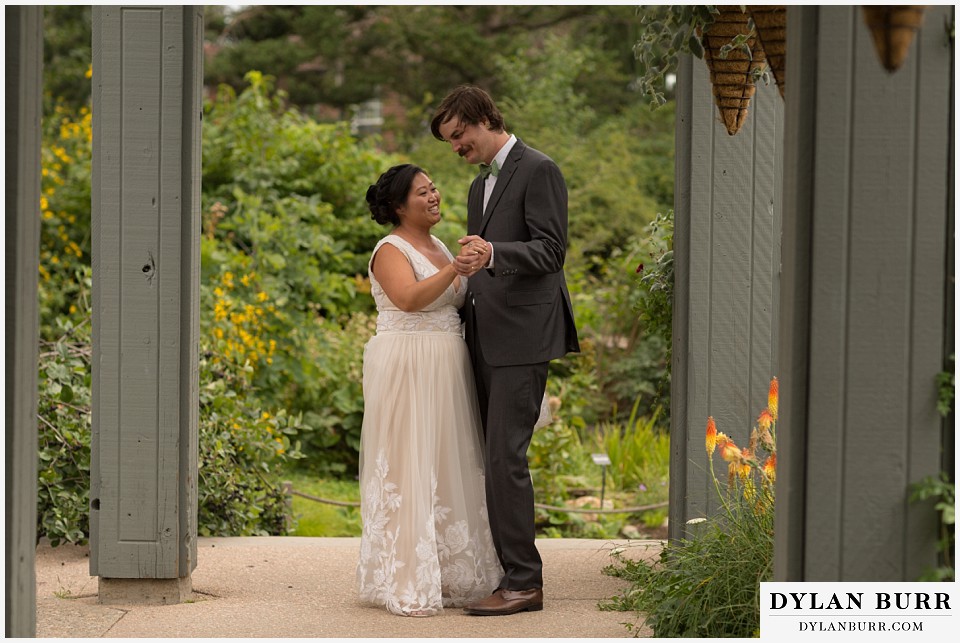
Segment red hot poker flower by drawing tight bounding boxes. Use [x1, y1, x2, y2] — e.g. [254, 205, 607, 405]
[757, 408, 774, 430]
[763, 453, 777, 482]
[768, 377, 779, 421]
[706, 416, 718, 456]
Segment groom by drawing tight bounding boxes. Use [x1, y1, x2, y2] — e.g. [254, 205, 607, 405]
[431, 85, 580, 616]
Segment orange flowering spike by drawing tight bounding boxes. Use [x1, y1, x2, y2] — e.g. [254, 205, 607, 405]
[706, 416, 718, 456]
[768, 377, 779, 421]
[763, 453, 777, 482]
[719, 438, 742, 463]
[757, 408, 774, 430]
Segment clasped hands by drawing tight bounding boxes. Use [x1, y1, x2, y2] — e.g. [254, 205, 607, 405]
[453, 235, 490, 277]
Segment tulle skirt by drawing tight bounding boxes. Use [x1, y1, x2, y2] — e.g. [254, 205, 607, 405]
[356, 331, 502, 616]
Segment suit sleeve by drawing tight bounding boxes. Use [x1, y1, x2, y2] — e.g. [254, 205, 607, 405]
[490, 159, 568, 276]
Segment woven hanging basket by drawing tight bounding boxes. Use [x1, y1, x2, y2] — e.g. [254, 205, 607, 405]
[700, 5, 768, 135]
[861, 5, 927, 72]
[749, 5, 786, 99]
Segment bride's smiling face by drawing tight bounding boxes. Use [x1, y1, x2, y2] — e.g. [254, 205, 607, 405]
[397, 173, 441, 228]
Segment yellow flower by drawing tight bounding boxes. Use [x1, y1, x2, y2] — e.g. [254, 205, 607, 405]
[69, 305, 77, 314]
[241, 273, 253, 287]
[256, 291, 268, 302]
[85, 65, 93, 80]
[261, 411, 271, 420]
[40, 196, 48, 210]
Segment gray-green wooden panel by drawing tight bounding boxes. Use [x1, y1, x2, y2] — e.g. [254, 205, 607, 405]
[92, 5, 187, 578]
[775, 4, 819, 583]
[5, 6, 43, 636]
[177, 6, 204, 576]
[671, 53, 783, 537]
[902, 4, 953, 580]
[804, 5, 950, 581]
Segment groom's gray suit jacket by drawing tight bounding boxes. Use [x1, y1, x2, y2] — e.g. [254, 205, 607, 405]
[462, 139, 580, 366]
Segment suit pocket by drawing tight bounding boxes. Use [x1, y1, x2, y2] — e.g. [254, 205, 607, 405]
[506, 289, 554, 306]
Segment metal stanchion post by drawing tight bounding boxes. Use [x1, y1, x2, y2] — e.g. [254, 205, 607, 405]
[591, 453, 611, 511]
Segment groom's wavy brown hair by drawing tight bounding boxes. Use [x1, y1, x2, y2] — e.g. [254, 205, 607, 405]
[430, 85, 505, 141]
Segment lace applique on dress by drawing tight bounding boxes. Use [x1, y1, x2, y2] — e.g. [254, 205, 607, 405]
[357, 449, 502, 614]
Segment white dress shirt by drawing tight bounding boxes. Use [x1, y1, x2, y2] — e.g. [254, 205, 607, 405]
[480, 134, 517, 269]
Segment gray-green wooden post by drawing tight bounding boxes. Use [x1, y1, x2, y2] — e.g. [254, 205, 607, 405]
[91, 5, 202, 603]
[670, 53, 784, 539]
[5, 5, 43, 637]
[777, 5, 953, 581]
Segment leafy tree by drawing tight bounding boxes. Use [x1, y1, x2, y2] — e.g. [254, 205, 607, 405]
[205, 5, 645, 122]
[42, 6, 93, 114]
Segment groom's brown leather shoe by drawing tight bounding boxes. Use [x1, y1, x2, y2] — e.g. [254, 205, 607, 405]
[463, 588, 544, 616]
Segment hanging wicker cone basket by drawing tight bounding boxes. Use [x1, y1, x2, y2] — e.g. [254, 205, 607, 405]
[700, 5, 768, 135]
[749, 5, 786, 99]
[861, 6, 927, 72]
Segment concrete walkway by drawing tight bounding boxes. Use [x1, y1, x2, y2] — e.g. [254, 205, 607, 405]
[36, 537, 662, 638]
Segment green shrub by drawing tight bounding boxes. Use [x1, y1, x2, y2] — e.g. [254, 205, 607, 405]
[38, 103, 92, 334]
[37, 310, 92, 547]
[197, 332, 306, 536]
[602, 379, 779, 637]
[279, 312, 375, 475]
[909, 472, 955, 581]
[36, 275, 308, 544]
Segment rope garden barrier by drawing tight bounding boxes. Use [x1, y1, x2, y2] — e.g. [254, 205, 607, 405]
[285, 485, 668, 515]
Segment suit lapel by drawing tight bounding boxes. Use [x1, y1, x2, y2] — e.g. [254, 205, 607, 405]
[479, 140, 527, 237]
[467, 177, 484, 235]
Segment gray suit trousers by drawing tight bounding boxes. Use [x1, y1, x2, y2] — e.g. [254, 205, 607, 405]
[466, 305, 548, 590]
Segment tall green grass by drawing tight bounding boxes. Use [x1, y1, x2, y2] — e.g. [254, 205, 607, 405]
[592, 402, 669, 499]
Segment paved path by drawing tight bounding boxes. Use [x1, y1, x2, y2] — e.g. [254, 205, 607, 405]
[36, 537, 662, 638]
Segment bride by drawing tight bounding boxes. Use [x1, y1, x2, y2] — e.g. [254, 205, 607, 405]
[356, 164, 502, 617]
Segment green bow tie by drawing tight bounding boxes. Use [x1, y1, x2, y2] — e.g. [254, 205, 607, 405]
[479, 160, 500, 178]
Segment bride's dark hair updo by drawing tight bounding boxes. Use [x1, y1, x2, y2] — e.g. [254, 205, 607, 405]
[366, 164, 425, 226]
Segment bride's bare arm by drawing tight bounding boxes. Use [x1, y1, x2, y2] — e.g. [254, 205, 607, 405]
[371, 243, 458, 313]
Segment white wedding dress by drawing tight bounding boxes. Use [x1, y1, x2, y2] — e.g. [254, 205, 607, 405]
[356, 234, 502, 616]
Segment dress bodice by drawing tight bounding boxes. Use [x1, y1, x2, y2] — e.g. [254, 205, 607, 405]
[368, 235, 465, 334]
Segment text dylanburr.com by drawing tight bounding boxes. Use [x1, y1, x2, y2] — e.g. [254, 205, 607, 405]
[761, 582, 955, 640]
